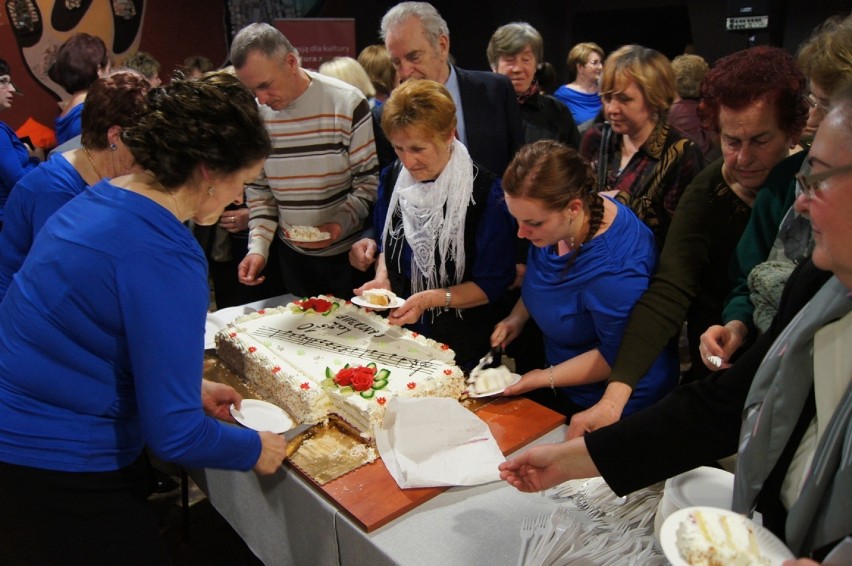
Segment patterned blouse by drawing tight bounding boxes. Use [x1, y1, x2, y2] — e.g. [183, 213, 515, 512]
[580, 119, 705, 249]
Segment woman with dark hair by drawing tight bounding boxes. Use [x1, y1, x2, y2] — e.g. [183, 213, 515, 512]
[567, 46, 808, 438]
[0, 72, 149, 301]
[47, 33, 111, 144]
[182, 55, 214, 80]
[491, 140, 678, 418]
[580, 44, 705, 248]
[355, 79, 515, 367]
[0, 73, 284, 563]
[0, 57, 41, 232]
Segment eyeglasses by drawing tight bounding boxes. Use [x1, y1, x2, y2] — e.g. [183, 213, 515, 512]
[0, 76, 12, 88]
[795, 162, 852, 198]
[805, 92, 829, 113]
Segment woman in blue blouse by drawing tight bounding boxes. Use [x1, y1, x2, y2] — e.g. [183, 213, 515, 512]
[0, 71, 149, 302]
[0, 73, 285, 563]
[0, 58, 42, 231]
[492, 140, 678, 417]
[47, 33, 111, 145]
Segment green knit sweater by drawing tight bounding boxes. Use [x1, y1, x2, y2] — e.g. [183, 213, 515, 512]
[721, 151, 807, 333]
[609, 159, 752, 386]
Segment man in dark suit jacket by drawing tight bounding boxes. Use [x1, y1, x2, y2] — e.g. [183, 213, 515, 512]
[374, 2, 524, 176]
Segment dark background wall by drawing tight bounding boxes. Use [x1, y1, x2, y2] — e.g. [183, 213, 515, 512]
[327, 0, 850, 74]
[2, 0, 850, 135]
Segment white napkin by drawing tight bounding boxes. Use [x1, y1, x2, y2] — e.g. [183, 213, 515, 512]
[375, 397, 504, 488]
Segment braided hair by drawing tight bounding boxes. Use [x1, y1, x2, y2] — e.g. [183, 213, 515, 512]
[503, 140, 604, 272]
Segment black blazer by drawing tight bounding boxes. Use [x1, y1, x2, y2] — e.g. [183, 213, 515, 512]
[586, 259, 832, 494]
[372, 66, 524, 177]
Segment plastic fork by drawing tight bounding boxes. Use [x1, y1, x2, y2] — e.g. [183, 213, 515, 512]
[517, 516, 535, 566]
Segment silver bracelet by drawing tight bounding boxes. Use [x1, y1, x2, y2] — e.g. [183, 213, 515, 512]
[443, 287, 452, 309]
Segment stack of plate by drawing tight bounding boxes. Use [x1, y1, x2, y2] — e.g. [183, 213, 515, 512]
[654, 466, 735, 540]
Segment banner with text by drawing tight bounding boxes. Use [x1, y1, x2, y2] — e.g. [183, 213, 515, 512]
[273, 18, 356, 70]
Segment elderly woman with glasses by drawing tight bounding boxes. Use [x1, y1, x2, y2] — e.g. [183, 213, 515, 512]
[699, 13, 852, 372]
[0, 58, 42, 232]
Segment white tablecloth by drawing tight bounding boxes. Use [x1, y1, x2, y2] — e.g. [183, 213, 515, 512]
[192, 428, 566, 566]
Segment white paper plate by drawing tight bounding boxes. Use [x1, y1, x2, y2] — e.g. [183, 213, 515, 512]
[660, 506, 794, 566]
[230, 399, 294, 434]
[665, 466, 735, 511]
[466, 373, 521, 398]
[351, 295, 405, 310]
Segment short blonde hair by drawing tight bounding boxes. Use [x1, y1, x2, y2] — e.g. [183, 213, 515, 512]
[566, 42, 604, 78]
[318, 56, 375, 98]
[671, 54, 709, 99]
[358, 45, 396, 97]
[600, 45, 675, 115]
[381, 79, 457, 142]
[797, 13, 852, 96]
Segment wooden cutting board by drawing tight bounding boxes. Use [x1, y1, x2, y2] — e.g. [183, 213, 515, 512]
[203, 355, 565, 532]
[305, 397, 565, 532]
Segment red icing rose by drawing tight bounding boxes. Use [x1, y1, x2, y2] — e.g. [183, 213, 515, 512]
[411, 332, 419, 338]
[376, 397, 387, 405]
[335, 367, 356, 387]
[407, 382, 416, 389]
[257, 309, 266, 314]
[300, 382, 310, 390]
[440, 344, 449, 350]
[248, 346, 257, 353]
[350, 367, 376, 391]
[443, 369, 452, 375]
[272, 366, 281, 373]
[229, 332, 237, 338]
[298, 297, 333, 313]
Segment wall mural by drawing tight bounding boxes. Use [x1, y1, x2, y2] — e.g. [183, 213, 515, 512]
[4, 0, 144, 100]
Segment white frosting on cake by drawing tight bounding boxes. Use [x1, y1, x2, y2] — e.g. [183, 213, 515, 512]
[675, 510, 769, 566]
[215, 296, 465, 438]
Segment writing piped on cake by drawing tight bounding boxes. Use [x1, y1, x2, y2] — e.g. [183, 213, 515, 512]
[362, 288, 397, 307]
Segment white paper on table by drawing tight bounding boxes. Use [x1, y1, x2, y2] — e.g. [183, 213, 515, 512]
[375, 397, 504, 489]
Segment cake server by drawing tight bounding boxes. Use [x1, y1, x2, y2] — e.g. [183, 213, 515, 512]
[469, 346, 503, 380]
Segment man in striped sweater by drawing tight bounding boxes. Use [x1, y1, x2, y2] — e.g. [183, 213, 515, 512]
[230, 23, 379, 298]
